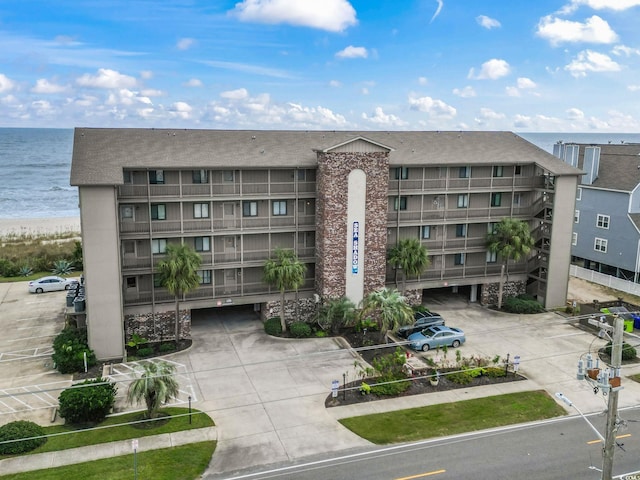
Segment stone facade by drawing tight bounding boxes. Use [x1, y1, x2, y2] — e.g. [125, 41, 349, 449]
[316, 150, 389, 301]
[261, 297, 317, 325]
[403, 288, 423, 306]
[124, 309, 191, 343]
[480, 280, 526, 306]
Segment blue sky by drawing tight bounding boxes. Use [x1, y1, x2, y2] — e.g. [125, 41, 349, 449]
[1, 0, 640, 131]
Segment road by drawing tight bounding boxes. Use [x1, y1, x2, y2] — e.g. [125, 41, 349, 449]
[209, 406, 640, 480]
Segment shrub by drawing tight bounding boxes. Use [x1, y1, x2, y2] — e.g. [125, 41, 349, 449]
[159, 342, 176, 353]
[448, 371, 474, 385]
[355, 318, 378, 332]
[51, 259, 74, 275]
[290, 322, 312, 338]
[0, 421, 47, 455]
[264, 317, 283, 336]
[503, 296, 545, 314]
[484, 366, 507, 378]
[370, 348, 411, 396]
[0, 259, 19, 277]
[137, 347, 155, 357]
[604, 341, 637, 361]
[315, 330, 328, 338]
[52, 327, 97, 374]
[58, 378, 117, 425]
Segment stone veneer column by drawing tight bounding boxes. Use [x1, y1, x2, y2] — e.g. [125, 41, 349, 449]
[316, 151, 389, 303]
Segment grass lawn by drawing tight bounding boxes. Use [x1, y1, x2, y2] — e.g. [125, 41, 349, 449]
[2, 407, 214, 456]
[0, 441, 216, 480]
[339, 390, 566, 444]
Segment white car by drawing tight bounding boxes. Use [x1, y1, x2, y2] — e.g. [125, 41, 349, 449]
[28, 276, 77, 294]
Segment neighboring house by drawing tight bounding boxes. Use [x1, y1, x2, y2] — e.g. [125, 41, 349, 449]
[70, 129, 580, 360]
[553, 142, 640, 282]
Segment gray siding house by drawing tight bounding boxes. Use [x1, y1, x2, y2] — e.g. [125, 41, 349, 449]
[554, 142, 640, 281]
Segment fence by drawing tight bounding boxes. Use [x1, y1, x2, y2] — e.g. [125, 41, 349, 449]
[570, 265, 640, 297]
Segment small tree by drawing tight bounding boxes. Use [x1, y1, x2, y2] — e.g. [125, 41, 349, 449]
[317, 297, 357, 334]
[58, 378, 117, 424]
[387, 238, 430, 292]
[486, 218, 534, 309]
[263, 248, 306, 332]
[359, 287, 414, 338]
[127, 361, 180, 419]
[157, 243, 202, 342]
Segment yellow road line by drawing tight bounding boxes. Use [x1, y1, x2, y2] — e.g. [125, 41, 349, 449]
[395, 469, 447, 480]
[587, 433, 632, 445]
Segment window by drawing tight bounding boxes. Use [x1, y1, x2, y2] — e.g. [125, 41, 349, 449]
[487, 222, 497, 234]
[153, 275, 163, 288]
[459, 166, 470, 178]
[194, 236, 210, 252]
[243, 201, 258, 217]
[394, 197, 407, 211]
[576, 187, 582, 201]
[596, 214, 610, 229]
[572, 232, 578, 246]
[594, 237, 608, 253]
[514, 165, 522, 175]
[513, 193, 521, 207]
[395, 167, 408, 180]
[151, 204, 166, 220]
[272, 200, 287, 216]
[192, 169, 208, 184]
[454, 253, 465, 265]
[455, 224, 467, 237]
[298, 199, 315, 215]
[123, 170, 133, 183]
[198, 270, 212, 285]
[493, 166, 504, 177]
[491, 192, 502, 207]
[457, 194, 468, 208]
[574, 210, 580, 223]
[126, 277, 137, 289]
[120, 205, 134, 219]
[149, 170, 164, 184]
[123, 241, 135, 254]
[421, 225, 431, 239]
[486, 250, 497, 263]
[297, 169, 307, 181]
[299, 231, 316, 248]
[223, 170, 235, 182]
[194, 203, 209, 218]
[151, 239, 167, 254]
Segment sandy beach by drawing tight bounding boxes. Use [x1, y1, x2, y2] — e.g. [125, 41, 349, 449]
[0, 217, 80, 238]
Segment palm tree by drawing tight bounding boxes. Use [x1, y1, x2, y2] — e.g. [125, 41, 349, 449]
[126, 361, 180, 419]
[387, 238, 430, 292]
[317, 296, 356, 334]
[263, 248, 307, 332]
[486, 218, 535, 309]
[157, 243, 202, 342]
[359, 287, 414, 338]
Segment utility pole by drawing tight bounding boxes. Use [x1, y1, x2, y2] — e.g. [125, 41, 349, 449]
[601, 315, 623, 480]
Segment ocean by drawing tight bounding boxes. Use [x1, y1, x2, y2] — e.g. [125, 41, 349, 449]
[2, 128, 640, 220]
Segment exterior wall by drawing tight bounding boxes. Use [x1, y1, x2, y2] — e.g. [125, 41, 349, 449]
[316, 151, 389, 303]
[545, 175, 578, 308]
[124, 308, 191, 344]
[480, 280, 526, 305]
[79, 186, 125, 360]
[261, 297, 317, 324]
[573, 187, 639, 271]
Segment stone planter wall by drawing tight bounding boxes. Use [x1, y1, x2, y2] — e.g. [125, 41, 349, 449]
[261, 297, 317, 325]
[480, 281, 526, 306]
[124, 309, 191, 343]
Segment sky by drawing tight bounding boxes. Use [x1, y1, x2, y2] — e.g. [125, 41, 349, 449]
[1, 0, 640, 132]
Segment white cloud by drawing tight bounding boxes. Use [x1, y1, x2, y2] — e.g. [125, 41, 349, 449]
[612, 45, 640, 57]
[231, 0, 357, 32]
[140, 89, 163, 97]
[140, 71, 153, 80]
[536, 15, 618, 46]
[478, 108, 505, 120]
[201, 60, 293, 79]
[408, 94, 456, 118]
[565, 49, 621, 77]
[517, 77, 537, 89]
[335, 45, 368, 59]
[0, 74, 16, 93]
[506, 86, 520, 97]
[329, 80, 342, 87]
[561, 0, 640, 13]
[170, 101, 193, 119]
[476, 15, 501, 29]
[418, 77, 428, 86]
[176, 38, 196, 51]
[361, 87, 369, 95]
[468, 59, 510, 80]
[566, 107, 584, 119]
[628, 85, 640, 91]
[430, 0, 443, 23]
[184, 78, 203, 87]
[76, 68, 137, 89]
[106, 89, 152, 106]
[513, 114, 532, 129]
[220, 88, 250, 100]
[452, 86, 476, 97]
[31, 79, 67, 94]
[361, 106, 407, 127]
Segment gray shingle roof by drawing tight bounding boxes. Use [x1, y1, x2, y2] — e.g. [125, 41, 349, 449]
[71, 128, 581, 186]
[575, 143, 640, 192]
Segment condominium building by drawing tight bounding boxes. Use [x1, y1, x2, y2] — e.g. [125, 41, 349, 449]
[553, 142, 640, 282]
[71, 129, 580, 360]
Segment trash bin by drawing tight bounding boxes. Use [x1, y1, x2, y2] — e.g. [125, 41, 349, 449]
[624, 320, 634, 333]
[73, 296, 85, 313]
[633, 314, 640, 330]
[66, 292, 76, 307]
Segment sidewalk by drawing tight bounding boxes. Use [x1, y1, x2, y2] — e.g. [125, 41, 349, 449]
[0, 426, 217, 475]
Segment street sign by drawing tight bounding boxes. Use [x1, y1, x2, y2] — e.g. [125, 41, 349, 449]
[331, 380, 339, 398]
[132, 439, 138, 450]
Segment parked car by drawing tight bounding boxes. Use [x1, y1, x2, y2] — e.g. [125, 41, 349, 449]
[28, 276, 77, 294]
[407, 325, 466, 351]
[396, 311, 445, 338]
